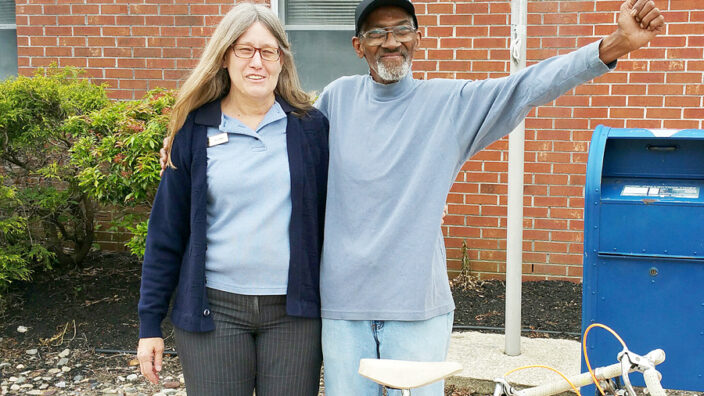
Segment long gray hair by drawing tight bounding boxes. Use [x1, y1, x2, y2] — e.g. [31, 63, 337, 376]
[166, 2, 311, 165]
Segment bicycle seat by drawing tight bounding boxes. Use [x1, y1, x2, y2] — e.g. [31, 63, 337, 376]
[358, 359, 463, 390]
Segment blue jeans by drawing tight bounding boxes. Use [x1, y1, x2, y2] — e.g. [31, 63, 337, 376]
[321, 312, 454, 396]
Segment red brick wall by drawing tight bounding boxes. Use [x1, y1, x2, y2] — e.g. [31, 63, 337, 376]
[15, 0, 704, 280]
[15, 0, 267, 99]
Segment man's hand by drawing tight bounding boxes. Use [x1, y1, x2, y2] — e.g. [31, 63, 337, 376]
[599, 0, 665, 64]
[619, 0, 664, 45]
[159, 137, 169, 177]
[137, 337, 164, 384]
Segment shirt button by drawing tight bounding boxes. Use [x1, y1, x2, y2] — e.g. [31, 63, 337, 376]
[203, 309, 210, 317]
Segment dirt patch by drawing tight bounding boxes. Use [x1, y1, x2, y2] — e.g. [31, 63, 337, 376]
[1, 252, 581, 352]
[1, 251, 176, 353]
[452, 279, 582, 339]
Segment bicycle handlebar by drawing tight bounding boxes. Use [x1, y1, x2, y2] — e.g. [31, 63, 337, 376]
[643, 368, 666, 396]
[644, 349, 665, 366]
[511, 349, 665, 396]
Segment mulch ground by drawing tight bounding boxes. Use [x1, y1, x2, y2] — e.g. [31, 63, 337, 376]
[0, 251, 582, 351]
[0, 251, 583, 395]
[452, 278, 582, 339]
[0, 251, 177, 353]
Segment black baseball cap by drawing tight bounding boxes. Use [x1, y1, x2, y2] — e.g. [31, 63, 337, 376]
[354, 0, 418, 36]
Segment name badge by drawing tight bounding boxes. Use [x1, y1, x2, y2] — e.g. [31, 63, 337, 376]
[208, 132, 229, 147]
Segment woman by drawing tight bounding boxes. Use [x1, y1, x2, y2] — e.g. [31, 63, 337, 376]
[136, 3, 328, 395]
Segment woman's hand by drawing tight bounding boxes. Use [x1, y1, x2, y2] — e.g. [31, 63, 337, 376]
[137, 337, 165, 384]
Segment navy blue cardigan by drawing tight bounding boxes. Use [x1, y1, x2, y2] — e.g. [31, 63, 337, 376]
[138, 98, 329, 338]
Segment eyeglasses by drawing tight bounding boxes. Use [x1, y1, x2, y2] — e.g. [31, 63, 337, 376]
[359, 25, 416, 46]
[231, 44, 281, 62]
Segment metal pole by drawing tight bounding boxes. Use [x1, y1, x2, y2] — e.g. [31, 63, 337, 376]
[270, 0, 279, 20]
[505, 0, 527, 357]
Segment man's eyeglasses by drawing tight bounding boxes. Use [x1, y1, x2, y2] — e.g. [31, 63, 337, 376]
[231, 44, 281, 62]
[359, 25, 416, 46]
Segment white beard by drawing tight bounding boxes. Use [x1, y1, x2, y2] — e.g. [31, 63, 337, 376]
[375, 57, 411, 82]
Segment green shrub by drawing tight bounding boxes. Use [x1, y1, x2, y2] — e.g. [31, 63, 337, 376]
[0, 181, 54, 292]
[70, 89, 175, 257]
[0, 67, 109, 268]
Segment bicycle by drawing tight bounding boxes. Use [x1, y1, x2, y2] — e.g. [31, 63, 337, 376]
[491, 347, 665, 396]
[357, 323, 667, 396]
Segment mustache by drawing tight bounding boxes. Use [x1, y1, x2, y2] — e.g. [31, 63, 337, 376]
[376, 49, 408, 60]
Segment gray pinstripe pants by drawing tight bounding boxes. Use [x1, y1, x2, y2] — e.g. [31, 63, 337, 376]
[174, 288, 322, 396]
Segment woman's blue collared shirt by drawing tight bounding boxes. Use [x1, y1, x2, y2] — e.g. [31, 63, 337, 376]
[205, 105, 292, 295]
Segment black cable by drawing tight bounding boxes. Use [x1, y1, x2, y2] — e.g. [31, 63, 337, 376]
[94, 348, 178, 355]
[452, 325, 581, 338]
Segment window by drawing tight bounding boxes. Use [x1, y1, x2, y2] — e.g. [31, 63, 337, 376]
[277, 0, 367, 92]
[0, 0, 17, 80]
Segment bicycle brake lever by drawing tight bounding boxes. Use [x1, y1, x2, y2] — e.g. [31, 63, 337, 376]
[619, 349, 662, 396]
[620, 349, 661, 372]
[619, 354, 638, 396]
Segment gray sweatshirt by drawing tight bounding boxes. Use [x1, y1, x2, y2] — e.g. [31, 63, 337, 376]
[314, 39, 613, 320]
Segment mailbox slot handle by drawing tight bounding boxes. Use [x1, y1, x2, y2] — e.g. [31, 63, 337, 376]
[646, 144, 678, 152]
[597, 252, 704, 261]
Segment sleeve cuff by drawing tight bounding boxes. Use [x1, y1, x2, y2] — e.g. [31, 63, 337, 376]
[591, 38, 618, 71]
[139, 314, 164, 339]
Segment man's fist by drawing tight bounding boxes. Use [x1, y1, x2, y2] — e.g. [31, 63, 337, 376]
[599, 0, 665, 64]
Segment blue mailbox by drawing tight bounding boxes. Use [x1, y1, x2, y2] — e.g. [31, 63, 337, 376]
[583, 126, 704, 391]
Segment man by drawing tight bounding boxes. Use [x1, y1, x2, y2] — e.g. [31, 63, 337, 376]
[313, 0, 663, 395]
[160, 1, 664, 394]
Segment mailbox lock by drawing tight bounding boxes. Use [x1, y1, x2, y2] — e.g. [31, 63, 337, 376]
[649, 267, 659, 277]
